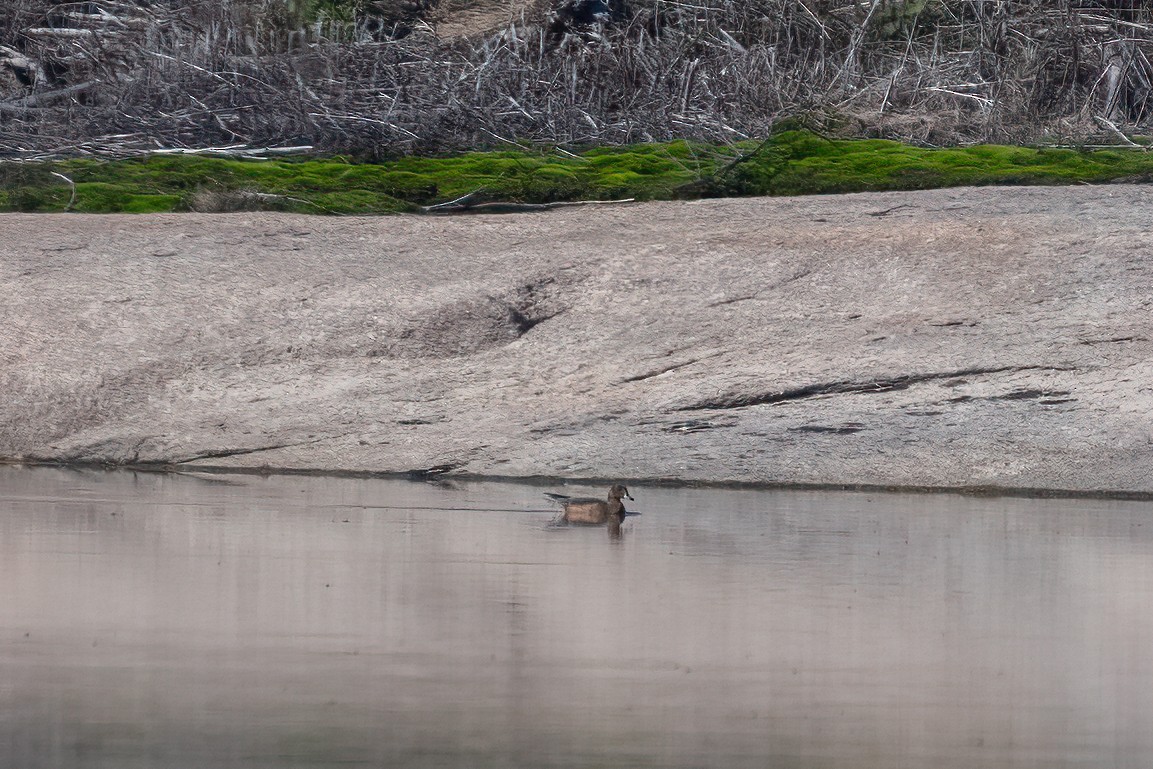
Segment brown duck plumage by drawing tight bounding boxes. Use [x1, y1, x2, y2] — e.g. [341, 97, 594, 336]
[546, 484, 634, 525]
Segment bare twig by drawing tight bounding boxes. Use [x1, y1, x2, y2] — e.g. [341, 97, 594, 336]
[49, 171, 76, 211]
[422, 197, 635, 214]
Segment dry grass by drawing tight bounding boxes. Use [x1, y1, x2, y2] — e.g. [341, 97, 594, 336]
[2, 1, 1153, 157]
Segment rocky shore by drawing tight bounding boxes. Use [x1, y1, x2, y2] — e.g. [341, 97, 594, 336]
[3, 185, 1152, 495]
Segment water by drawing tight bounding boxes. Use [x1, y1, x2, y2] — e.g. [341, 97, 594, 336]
[1, 465, 1151, 769]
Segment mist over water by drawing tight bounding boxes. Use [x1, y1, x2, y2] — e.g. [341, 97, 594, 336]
[2, 466, 1151, 768]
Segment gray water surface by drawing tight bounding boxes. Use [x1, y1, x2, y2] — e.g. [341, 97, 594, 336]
[1, 466, 1151, 768]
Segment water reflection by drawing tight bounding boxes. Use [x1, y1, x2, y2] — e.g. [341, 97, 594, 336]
[1, 466, 1151, 768]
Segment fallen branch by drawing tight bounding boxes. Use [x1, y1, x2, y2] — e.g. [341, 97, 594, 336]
[0, 81, 100, 113]
[49, 171, 77, 211]
[422, 189, 488, 212]
[1093, 116, 1143, 148]
[421, 197, 635, 215]
[148, 145, 314, 158]
[24, 27, 105, 38]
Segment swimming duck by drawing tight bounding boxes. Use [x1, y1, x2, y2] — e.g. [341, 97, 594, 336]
[545, 484, 634, 525]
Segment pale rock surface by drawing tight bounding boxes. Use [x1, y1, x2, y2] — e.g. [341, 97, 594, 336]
[2, 186, 1152, 494]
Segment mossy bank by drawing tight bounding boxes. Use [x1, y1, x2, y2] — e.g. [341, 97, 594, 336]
[6, 132, 1153, 214]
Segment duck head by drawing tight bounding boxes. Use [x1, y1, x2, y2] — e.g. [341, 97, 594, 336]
[608, 484, 633, 501]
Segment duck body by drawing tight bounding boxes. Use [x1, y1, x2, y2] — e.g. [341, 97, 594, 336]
[546, 484, 633, 525]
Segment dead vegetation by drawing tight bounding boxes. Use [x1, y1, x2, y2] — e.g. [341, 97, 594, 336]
[2, 1, 1153, 158]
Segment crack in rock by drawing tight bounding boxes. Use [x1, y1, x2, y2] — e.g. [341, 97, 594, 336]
[989, 388, 1071, 401]
[791, 424, 865, 434]
[663, 418, 733, 434]
[705, 268, 813, 309]
[619, 352, 725, 384]
[166, 434, 346, 465]
[1079, 336, 1146, 345]
[949, 388, 1076, 404]
[678, 365, 1067, 411]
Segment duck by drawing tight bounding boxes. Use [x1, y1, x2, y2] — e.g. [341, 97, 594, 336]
[545, 484, 634, 525]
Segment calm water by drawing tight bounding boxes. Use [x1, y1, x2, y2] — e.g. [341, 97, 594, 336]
[1, 465, 1151, 769]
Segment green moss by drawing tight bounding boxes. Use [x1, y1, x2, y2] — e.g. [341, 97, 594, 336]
[68, 183, 178, 213]
[306, 189, 412, 214]
[5, 187, 56, 211]
[5, 133, 1153, 214]
[722, 131, 1153, 195]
